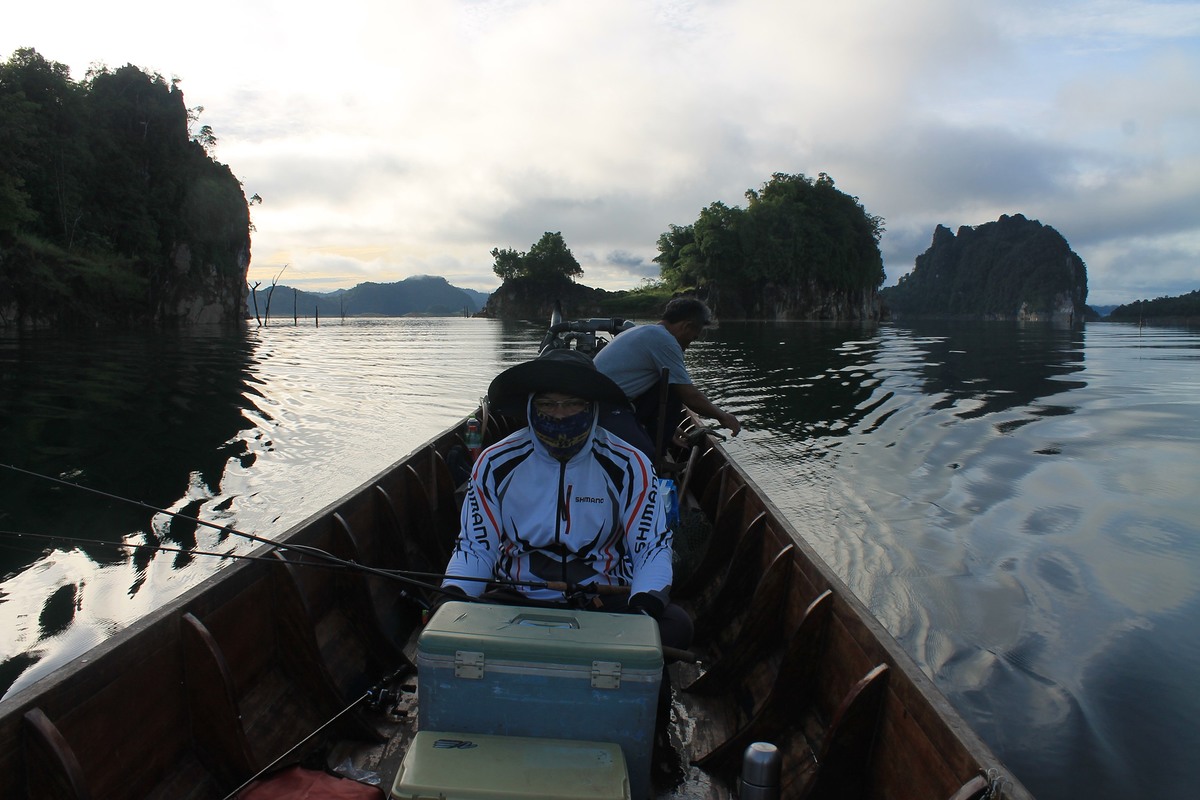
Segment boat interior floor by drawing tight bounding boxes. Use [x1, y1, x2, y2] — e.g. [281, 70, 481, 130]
[323, 629, 812, 800]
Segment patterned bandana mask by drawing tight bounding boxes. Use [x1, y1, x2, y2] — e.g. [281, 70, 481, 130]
[531, 405, 594, 461]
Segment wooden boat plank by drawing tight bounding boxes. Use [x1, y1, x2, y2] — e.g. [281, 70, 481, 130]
[401, 464, 453, 568]
[685, 511, 768, 644]
[42, 643, 189, 798]
[685, 543, 795, 694]
[0, 426, 461, 799]
[21, 708, 91, 800]
[675, 485, 748, 599]
[685, 589, 830, 774]
[0, 551, 266, 798]
[325, 512, 410, 664]
[820, 589, 1005, 794]
[709, 442, 1034, 799]
[139, 758, 223, 800]
[181, 611, 257, 787]
[801, 663, 889, 800]
[370, 482, 441, 607]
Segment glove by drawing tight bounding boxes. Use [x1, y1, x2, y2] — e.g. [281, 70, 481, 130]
[426, 585, 469, 623]
[627, 592, 665, 620]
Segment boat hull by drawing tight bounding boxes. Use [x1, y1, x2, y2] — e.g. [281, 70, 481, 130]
[0, 415, 1033, 799]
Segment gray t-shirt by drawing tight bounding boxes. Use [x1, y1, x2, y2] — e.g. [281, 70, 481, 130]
[593, 323, 692, 400]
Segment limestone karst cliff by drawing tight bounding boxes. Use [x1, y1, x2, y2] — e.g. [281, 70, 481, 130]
[0, 51, 251, 327]
[881, 214, 1088, 321]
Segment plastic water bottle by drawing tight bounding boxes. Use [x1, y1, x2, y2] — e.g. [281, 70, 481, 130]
[656, 477, 679, 529]
[465, 417, 482, 461]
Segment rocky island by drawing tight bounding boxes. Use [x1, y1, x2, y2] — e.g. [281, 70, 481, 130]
[0, 49, 250, 328]
[881, 214, 1089, 322]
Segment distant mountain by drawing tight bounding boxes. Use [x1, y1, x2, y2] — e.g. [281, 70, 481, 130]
[461, 287, 491, 309]
[880, 214, 1088, 322]
[1090, 305, 1118, 318]
[247, 276, 492, 320]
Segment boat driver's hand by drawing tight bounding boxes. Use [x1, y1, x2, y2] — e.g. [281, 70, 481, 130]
[627, 592, 665, 619]
[427, 585, 469, 622]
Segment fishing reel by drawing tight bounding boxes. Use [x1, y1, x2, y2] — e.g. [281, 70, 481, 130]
[363, 668, 415, 721]
[364, 685, 401, 713]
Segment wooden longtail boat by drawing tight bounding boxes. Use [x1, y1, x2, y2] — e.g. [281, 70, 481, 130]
[0, 321, 1034, 800]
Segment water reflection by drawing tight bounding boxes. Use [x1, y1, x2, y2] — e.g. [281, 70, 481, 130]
[686, 321, 891, 441]
[687, 320, 1200, 800]
[898, 321, 1086, 420]
[0, 327, 260, 577]
[2, 319, 1197, 800]
[0, 318, 544, 698]
[688, 320, 1087, 454]
[0, 325, 260, 693]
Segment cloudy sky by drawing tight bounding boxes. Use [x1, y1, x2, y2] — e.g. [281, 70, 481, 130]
[6, 1, 1199, 305]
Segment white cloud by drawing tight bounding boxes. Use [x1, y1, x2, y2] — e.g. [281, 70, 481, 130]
[4, 0, 1198, 302]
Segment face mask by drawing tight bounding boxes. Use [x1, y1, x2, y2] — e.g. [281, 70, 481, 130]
[530, 404, 594, 461]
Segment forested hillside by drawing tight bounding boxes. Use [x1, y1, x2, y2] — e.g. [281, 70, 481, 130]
[1108, 290, 1200, 324]
[0, 48, 251, 326]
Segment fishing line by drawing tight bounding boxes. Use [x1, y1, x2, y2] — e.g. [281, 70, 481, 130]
[0, 463, 435, 586]
[0, 526, 495, 598]
[218, 666, 411, 800]
[0, 528, 321, 569]
[2, 462, 291, 551]
[0, 525, 561, 606]
[0, 463, 618, 601]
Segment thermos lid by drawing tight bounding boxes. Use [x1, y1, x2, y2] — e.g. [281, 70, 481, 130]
[741, 741, 781, 786]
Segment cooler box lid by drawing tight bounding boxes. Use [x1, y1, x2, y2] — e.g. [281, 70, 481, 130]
[419, 602, 662, 672]
[391, 730, 631, 800]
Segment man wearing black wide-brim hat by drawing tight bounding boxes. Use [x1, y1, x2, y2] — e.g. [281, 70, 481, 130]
[440, 349, 693, 650]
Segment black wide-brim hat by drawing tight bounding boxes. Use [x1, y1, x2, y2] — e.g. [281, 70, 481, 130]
[488, 348, 628, 412]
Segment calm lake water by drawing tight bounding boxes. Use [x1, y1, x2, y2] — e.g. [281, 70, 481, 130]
[2, 317, 1198, 799]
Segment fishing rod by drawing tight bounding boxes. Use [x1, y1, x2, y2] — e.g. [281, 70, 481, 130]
[1, 463, 478, 597]
[2, 462, 313, 555]
[0, 524, 533, 598]
[218, 666, 411, 800]
[5, 527, 691, 665]
[2, 526, 629, 604]
[0, 460, 645, 605]
[0, 528, 286, 567]
[0, 463, 620, 602]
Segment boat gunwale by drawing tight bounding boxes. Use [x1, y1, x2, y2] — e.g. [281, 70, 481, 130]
[683, 424, 1034, 799]
[0, 423, 465, 796]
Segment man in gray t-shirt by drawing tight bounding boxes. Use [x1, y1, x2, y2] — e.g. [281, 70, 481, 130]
[594, 297, 741, 458]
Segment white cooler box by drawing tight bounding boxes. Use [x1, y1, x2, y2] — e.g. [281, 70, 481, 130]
[417, 601, 663, 800]
[391, 730, 630, 800]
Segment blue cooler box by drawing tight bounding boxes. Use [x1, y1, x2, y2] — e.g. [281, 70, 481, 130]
[417, 602, 663, 800]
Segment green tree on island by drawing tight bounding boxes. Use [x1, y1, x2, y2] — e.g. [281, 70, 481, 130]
[491, 231, 583, 282]
[652, 172, 885, 317]
[486, 175, 886, 322]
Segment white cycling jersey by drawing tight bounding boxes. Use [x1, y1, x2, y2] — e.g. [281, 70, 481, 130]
[443, 407, 671, 602]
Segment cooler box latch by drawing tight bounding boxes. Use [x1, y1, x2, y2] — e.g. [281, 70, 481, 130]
[455, 650, 485, 679]
[591, 660, 622, 689]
